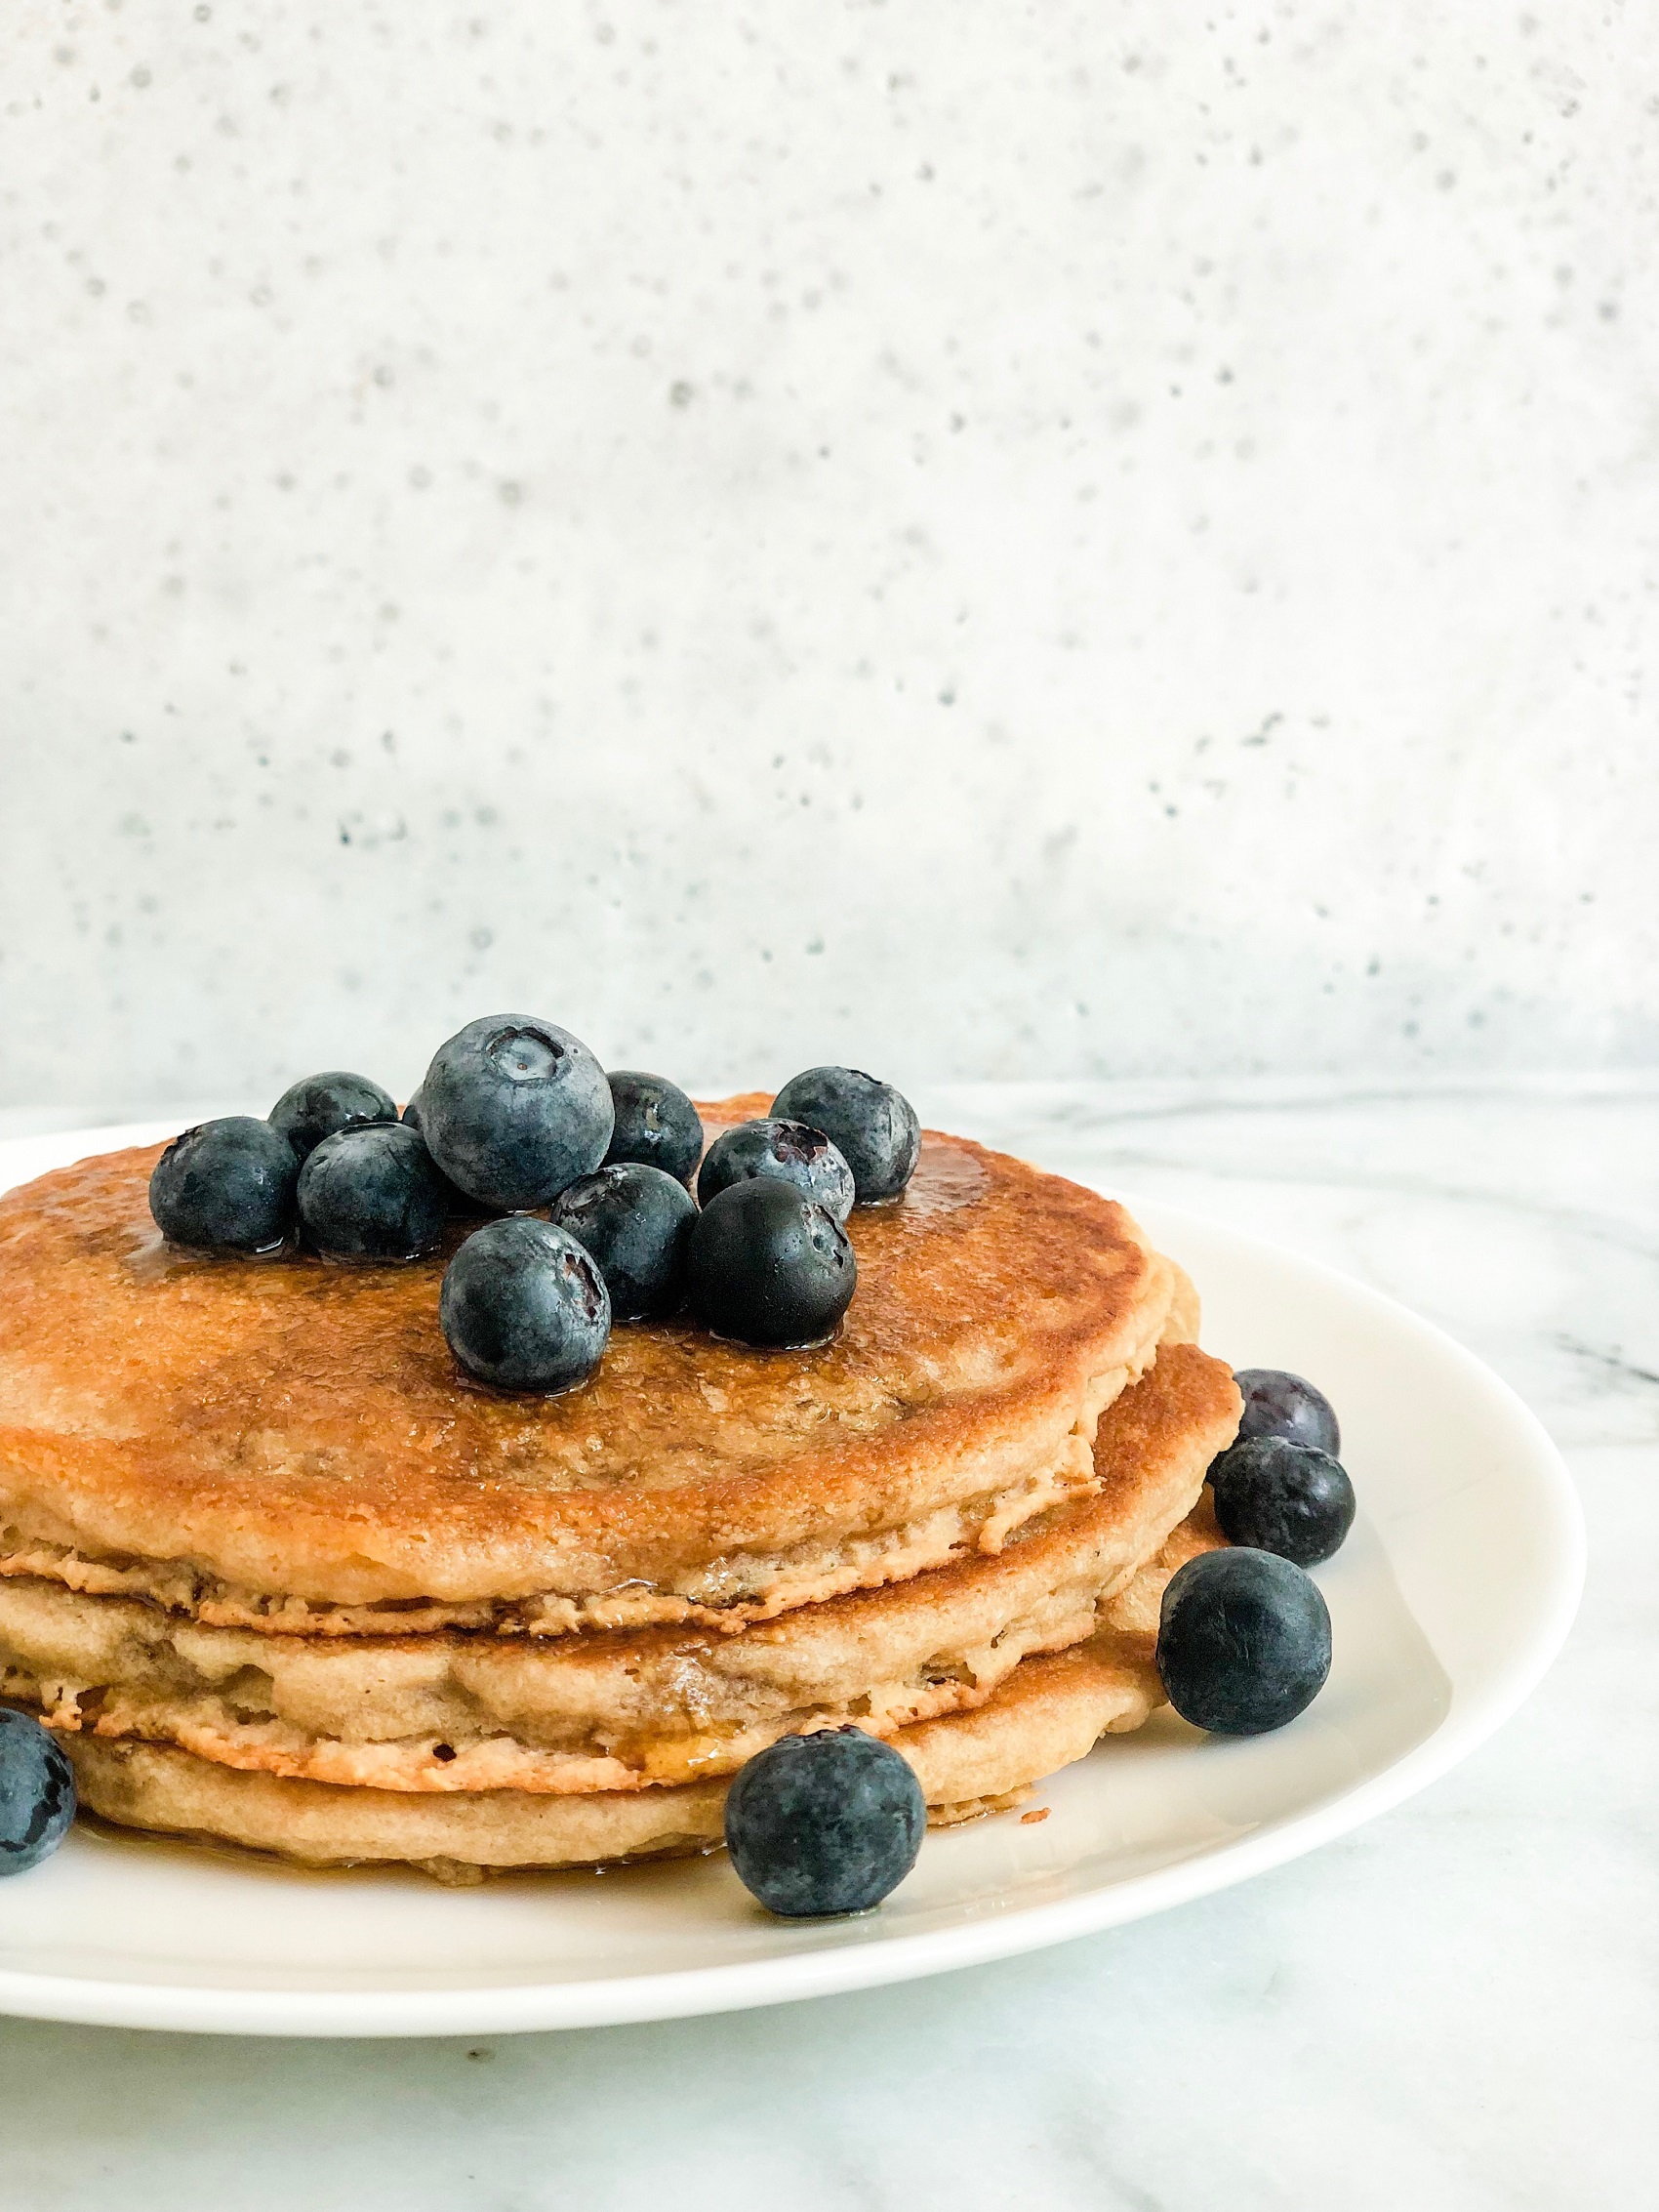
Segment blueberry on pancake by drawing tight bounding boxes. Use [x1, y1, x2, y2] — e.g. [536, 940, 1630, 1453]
[421, 1015, 613, 1211]
[549, 1161, 697, 1323]
[440, 1215, 612, 1392]
[687, 1178, 857, 1348]
[297, 1123, 448, 1262]
[771, 1067, 920, 1204]
[148, 1116, 300, 1252]
[269, 1071, 398, 1164]
[602, 1070, 704, 1187]
[696, 1118, 855, 1223]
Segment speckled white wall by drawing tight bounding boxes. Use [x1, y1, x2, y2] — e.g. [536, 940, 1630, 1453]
[1, 1, 1653, 1106]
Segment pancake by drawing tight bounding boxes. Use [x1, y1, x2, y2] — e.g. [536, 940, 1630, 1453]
[0, 1100, 1182, 1634]
[56, 1505, 1231, 1875]
[1, 1344, 1240, 1794]
[59, 1616, 1188, 1876]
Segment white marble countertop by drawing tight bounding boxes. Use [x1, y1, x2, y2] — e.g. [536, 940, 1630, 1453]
[2, 1080, 1653, 2211]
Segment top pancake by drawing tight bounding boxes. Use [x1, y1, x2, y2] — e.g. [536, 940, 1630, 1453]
[0, 1100, 1180, 1630]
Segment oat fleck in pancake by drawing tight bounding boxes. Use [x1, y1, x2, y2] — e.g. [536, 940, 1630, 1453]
[0, 1100, 1183, 1632]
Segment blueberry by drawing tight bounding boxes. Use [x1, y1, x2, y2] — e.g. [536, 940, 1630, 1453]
[420, 1015, 613, 1211]
[549, 1163, 697, 1322]
[297, 1123, 448, 1261]
[770, 1068, 920, 1204]
[440, 1215, 611, 1392]
[1232, 1368, 1341, 1456]
[402, 1092, 492, 1216]
[687, 1179, 857, 1348]
[697, 1118, 855, 1224]
[724, 1727, 925, 1917]
[604, 1070, 704, 1187]
[148, 1117, 300, 1252]
[269, 1070, 398, 1164]
[1156, 1548, 1332, 1736]
[1208, 1436, 1356, 1567]
[0, 1707, 77, 1876]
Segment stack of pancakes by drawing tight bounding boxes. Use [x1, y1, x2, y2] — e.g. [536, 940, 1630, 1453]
[0, 1098, 1237, 1880]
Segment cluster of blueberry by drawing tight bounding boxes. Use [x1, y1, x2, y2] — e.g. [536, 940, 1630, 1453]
[1154, 1368, 1351, 1737]
[722, 1367, 1356, 1917]
[144, 1015, 922, 1389]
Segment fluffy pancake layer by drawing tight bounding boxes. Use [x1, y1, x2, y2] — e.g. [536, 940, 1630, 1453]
[60, 1560, 1226, 1878]
[1, 1345, 1238, 1795]
[0, 1103, 1180, 1630]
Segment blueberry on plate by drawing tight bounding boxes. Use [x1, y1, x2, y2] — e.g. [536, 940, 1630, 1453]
[1208, 1435, 1356, 1567]
[420, 1015, 613, 1211]
[269, 1070, 399, 1163]
[697, 1118, 855, 1224]
[0, 1707, 77, 1876]
[297, 1123, 448, 1261]
[549, 1162, 697, 1322]
[603, 1070, 704, 1187]
[724, 1727, 925, 1918]
[1232, 1368, 1341, 1456]
[771, 1067, 920, 1204]
[1155, 1548, 1332, 1736]
[440, 1215, 611, 1392]
[686, 1179, 857, 1348]
[148, 1117, 300, 1252]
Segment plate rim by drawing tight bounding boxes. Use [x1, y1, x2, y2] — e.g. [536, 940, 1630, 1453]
[0, 1127, 1585, 2036]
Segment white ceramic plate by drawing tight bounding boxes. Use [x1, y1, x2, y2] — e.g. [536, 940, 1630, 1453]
[0, 1125, 1583, 2038]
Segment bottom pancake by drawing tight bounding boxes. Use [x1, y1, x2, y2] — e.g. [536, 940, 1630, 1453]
[55, 1503, 1230, 1876]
